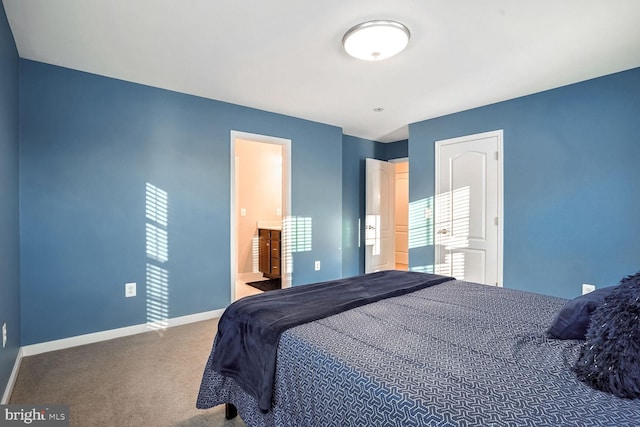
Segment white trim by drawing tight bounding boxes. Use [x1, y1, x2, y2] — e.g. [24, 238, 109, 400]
[1, 348, 23, 404]
[20, 309, 224, 357]
[230, 130, 292, 302]
[496, 132, 504, 287]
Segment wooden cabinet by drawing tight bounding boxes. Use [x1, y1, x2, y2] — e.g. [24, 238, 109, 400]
[259, 228, 281, 279]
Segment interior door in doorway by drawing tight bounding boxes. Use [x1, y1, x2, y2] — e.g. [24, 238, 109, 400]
[365, 158, 395, 273]
[434, 130, 503, 286]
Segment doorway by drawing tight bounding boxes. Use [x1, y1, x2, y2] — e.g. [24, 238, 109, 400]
[392, 159, 409, 270]
[364, 158, 409, 273]
[434, 130, 503, 286]
[230, 131, 291, 301]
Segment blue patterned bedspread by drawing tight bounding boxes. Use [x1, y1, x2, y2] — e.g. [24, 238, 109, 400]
[197, 280, 640, 426]
[209, 270, 452, 411]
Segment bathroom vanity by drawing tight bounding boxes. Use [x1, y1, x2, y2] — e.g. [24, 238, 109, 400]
[258, 227, 281, 279]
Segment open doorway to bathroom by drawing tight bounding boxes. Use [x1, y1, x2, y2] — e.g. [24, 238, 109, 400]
[230, 131, 291, 301]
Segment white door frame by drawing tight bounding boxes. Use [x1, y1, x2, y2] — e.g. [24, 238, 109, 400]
[230, 130, 292, 301]
[434, 130, 503, 286]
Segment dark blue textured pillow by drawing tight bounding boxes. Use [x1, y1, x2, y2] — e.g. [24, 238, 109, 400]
[547, 286, 617, 340]
[574, 272, 640, 398]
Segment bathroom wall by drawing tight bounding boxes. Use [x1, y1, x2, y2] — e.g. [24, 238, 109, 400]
[236, 139, 283, 274]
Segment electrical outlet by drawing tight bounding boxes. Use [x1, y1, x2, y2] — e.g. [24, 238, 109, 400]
[582, 283, 596, 295]
[2, 323, 7, 348]
[125, 282, 137, 298]
[314, 261, 321, 271]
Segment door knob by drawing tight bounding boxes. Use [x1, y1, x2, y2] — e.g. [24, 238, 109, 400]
[437, 228, 449, 235]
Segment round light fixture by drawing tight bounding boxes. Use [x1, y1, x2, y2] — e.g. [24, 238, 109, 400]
[342, 20, 410, 61]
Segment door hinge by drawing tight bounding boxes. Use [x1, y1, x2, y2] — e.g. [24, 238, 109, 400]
[494, 217, 499, 226]
[495, 151, 499, 161]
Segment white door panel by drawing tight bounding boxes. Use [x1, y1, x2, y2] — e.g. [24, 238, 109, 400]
[435, 131, 503, 286]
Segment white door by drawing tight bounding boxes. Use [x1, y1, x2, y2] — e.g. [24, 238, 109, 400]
[434, 130, 503, 286]
[365, 158, 396, 273]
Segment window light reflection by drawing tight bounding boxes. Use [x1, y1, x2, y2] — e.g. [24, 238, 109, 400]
[145, 183, 169, 331]
[435, 186, 470, 280]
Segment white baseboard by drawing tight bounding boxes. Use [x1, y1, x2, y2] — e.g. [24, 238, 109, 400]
[1, 347, 23, 404]
[2, 309, 225, 402]
[21, 308, 225, 357]
[1, 309, 225, 402]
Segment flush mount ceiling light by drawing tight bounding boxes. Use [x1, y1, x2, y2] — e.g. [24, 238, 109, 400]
[342, 20, 410, 61]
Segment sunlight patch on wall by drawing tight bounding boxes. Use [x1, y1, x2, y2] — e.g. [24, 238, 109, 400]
[434, 186, 470, 279]
[410, 264, 434, 273]
[282, 216, 312, 276]
[146, 223, 168, 263]
[286, 216, 312, 253]
[408, 186, 471, 277]
[145, 263, 169, 330]
[408, 197, 433, 249]
[146, 184, 168, 226]
[145, 183, 169, 330]
[251, 235, 260, 273]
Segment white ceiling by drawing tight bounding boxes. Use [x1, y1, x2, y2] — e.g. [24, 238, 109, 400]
[4, 0, 640, 142]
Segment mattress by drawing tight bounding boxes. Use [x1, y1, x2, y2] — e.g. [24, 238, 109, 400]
[197, 279, 640, 426]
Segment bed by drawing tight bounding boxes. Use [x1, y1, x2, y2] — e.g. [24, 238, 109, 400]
[197, 271, 640, 426]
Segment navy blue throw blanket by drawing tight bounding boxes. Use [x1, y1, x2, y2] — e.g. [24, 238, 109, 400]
[210, 270, 454, 411]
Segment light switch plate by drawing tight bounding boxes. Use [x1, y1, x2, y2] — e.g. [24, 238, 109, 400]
[125, 282, 137, 298]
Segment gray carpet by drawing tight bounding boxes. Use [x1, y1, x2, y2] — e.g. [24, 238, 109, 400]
[9, 319, 247, 427]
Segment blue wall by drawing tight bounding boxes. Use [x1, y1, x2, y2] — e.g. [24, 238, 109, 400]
[0, 2, 20, 397]
[409, 68, 640, 299]
[381, 139, 408, 161]
[19, 60, 343, 345]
